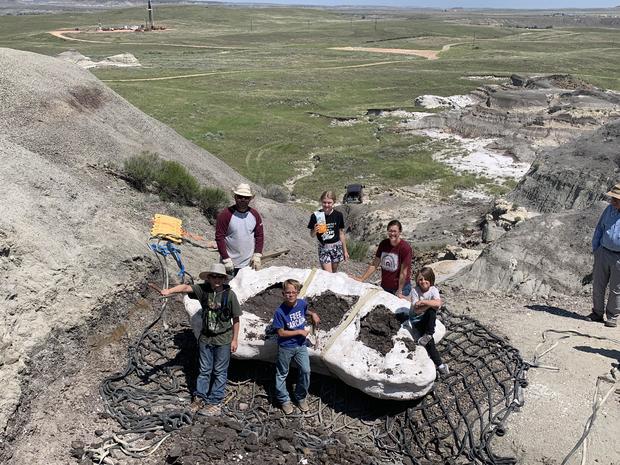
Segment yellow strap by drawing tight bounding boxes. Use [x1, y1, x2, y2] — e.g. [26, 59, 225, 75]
[320, 287, 381, 356]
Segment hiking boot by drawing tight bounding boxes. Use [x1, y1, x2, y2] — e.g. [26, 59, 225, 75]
[200, 403, 222, 416]
[297, 398, 310, 413]
[586, 312, 604, 323]
[437, 364, 450, 376]
[281, 402, 294, 415]
[190, 398, 205, 413]
[604, 317, 618, 328]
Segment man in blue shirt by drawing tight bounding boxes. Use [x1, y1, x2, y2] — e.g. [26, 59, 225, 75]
[590, 183, 620, 328]
[272, 279, 320, 414]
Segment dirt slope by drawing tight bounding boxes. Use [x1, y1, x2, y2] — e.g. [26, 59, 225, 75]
[0, 47, 314, 435]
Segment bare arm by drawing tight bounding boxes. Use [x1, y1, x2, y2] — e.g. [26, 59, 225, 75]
[277, 328, 309, 338]
[339, 228, 349, 261]
[307, 309, 321, 325]
[231, 317, 240, 352]
[356, 255, 380, 282]
[160, 284, 193, 296]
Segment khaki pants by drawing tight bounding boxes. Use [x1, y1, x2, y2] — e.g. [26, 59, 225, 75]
[592, 247, 620, 319]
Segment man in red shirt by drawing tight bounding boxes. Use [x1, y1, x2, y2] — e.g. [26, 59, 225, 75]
[215, 183, 264, 275]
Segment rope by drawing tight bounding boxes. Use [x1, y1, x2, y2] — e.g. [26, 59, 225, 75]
[84, 242, 192, 463]
[528, 329, 620, 465]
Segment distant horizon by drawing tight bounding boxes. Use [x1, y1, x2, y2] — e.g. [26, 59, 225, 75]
[202, 0, 620, 9]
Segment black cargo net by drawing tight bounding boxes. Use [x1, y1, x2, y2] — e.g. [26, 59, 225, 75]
[92, 308, 526, 464]
[93, 259, 527, 465]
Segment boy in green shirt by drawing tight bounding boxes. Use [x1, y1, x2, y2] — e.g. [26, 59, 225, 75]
[160, 263, 241, 415]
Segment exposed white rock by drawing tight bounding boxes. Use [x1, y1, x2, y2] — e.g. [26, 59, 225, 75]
[57, 50, 141, 69]
[414, 94, 479, 109]
[184, 266, 446, 400]
[429, 259, 474, 283]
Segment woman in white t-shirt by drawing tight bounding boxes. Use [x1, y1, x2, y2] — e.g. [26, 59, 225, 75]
[409, 267, 449, 376]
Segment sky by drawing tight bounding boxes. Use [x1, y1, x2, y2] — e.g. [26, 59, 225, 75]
[211, 0, 620, 8]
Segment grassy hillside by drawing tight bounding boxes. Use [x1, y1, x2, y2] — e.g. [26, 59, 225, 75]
[1, 6, 619, 199]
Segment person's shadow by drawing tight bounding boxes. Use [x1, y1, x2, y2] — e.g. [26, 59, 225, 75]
[525, 304, 589, 321]
[574, 345, 620, 363]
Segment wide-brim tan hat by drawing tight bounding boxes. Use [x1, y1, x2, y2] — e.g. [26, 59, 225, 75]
[606, 183, 620, 200]
[198, 263, 230, 280]
[233, 183, 253, 197]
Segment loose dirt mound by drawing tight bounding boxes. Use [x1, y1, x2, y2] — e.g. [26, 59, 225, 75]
[358, 305, 408, 355]
[306, 291, 359, 331]
[241, 287, 359, 333]
[241, 284, 284, 321]
[165, 413, 379, 465]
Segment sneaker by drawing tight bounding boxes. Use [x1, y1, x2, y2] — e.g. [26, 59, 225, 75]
[437, 364, 450, 376]
[200, 404, 222, 416]
[605, 317, 618, 328]
[418, 334, 432, 346]
[281, 402, 294, 415]
[297, 398, 310, 413]
[586, 312, 604, 323]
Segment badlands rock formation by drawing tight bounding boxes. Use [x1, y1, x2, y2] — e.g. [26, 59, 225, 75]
[510, 119, 620, 213]
[449, 205, 603, 296]
[413, 74, 620, 163]
[448, 120, 620, 296]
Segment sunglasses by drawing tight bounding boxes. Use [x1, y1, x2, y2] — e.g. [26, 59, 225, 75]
[208, 274, 227, 279]
[236, 195, 252, 200]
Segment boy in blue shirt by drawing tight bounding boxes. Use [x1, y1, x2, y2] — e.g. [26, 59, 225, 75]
[272, 279, 321, 414]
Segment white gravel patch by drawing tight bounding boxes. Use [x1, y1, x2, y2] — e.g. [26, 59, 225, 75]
[422, 130, 531, 180]
[376, 110, 434, 119]
[462, 75, 508, 82]
[329, 118, 359, 127]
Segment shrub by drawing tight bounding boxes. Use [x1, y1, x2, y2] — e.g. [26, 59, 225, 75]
[264, 184, 289, 203]
[155, 160, 201, 204]
[123, 151, 161, 190]
[123, 152, 225, 219]
[198, 186, 228, 218]
[348, 239, 370, 262]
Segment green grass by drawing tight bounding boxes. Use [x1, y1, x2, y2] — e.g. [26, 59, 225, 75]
[2, 5, 620, 200]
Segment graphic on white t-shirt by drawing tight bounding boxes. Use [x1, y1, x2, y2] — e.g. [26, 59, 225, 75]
[380, 252, 399, 272]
